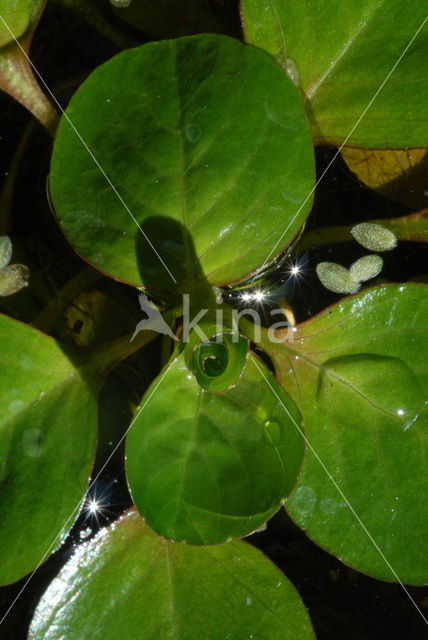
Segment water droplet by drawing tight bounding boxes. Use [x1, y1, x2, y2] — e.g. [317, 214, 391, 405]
[22, 429, 44, 457]
[263, 419, 282, 446]
[246, 596, 252, 606]
[8, 399, 24, 414]
[79, 526, 92, 540]
[185, 123, 201, 143]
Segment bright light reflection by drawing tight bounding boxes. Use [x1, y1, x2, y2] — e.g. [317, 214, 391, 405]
[397, 409, 404, 416]
[88, 499, 99, 514]
[291, 265, 300, 275]
[253, 290, 265, 302]
[241, 293, 252, 302]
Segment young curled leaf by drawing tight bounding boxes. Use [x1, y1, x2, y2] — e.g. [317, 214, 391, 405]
[184, 327, 249, 392]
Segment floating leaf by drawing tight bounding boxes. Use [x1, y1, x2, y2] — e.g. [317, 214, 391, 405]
[50, 35, 314, 292]
[249, 284, 428, 583]
[241, 0, 428, 147]
[351, 222, 397, 252]
[0, 313, 98, 585]
[29, 509, 315, 640]
[349, 254, 383, 282]
[341, 147, 428, 211]
[126, 339, 304, 544]
[0, 236, 12, 269]
[316, 261, 360, 294]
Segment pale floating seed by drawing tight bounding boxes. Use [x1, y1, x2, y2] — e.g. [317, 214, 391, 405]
[316, 262, 361, 294]
[349, 254, 383, 282]
[0, 264, 30, 296]
[0, 236, 12, 269]
[351, 222, 397, 251]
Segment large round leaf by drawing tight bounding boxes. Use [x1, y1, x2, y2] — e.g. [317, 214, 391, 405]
[126, 347, 304, 544]
[29, 509, 315, 640]
[0, 314, 98, 585]
[252, 284, 428, 583]
[50, 34, 314, 292]
[241, 0, 428, 147]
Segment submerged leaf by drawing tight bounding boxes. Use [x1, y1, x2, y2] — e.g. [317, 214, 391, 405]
[0, 263, 30, 296]
[351, 222, 397, 252]
[341, 147, 428, 210]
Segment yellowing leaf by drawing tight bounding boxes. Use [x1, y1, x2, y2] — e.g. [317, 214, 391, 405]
[341, 147, 428, 210]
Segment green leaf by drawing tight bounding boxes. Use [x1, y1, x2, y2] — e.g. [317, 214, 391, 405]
[241, 0, 428, 147]
[49, 34, 314, 292]
[248, 284, 428, 583]
[0, 0, 44, 48]
[0, 314, 98, 585]
[29, 509, 315, 640]
[126, 343, 304, 544]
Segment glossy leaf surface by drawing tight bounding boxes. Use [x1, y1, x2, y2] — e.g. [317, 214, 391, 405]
[0, 0, 44, 47]
[253, 284, 428, 583]
[29, 509, 315, 640]
[50, 35, 314, 292]
[241, 0, 428, 147]
[126, 346, 304, 544]
[0, 314, 98, 585]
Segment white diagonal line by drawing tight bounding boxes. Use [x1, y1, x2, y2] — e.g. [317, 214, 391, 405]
[0, 363, 171, 627]
[260, 15, 428, 269]
[253, 357, 428, 626]
[0, 14, 177, 284]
